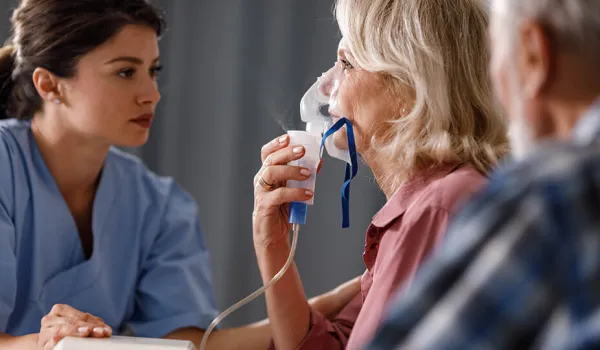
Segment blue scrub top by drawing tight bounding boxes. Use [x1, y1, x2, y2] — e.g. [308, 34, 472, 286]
[0, 119, 218, 337]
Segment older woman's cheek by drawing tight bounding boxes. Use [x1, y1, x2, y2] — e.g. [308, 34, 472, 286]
[333, 127, 349, 149]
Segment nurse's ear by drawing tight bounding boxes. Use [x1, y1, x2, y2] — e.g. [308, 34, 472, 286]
[32, 67, 64, 105]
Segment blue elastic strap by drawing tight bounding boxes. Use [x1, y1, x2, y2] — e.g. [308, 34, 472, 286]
[320, 117, 359, 228]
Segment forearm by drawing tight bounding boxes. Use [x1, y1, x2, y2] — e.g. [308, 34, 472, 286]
[308, 276, 361, 319]
[208, 321, 271, 350]
[255, 240, 311, 350]
[0, 332, 38, 350]
[169, 275, 360, 349]
[166, 322, 271, 350]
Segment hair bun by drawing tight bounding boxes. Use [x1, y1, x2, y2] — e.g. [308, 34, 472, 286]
[0, 45, 16, 120]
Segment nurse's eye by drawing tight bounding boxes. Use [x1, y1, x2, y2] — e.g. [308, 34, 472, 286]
[118, 68, 136, 78]
[149, 65, 163, 79]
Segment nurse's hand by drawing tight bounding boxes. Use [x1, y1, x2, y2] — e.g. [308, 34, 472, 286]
[253, 134, 317, 248]
[38, 304, 112, 349]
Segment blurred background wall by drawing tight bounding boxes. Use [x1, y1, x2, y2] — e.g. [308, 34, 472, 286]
[0, 1, 386, 327]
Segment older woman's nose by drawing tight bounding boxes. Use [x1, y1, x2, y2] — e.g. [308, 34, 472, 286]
[318, 66, 336, 97]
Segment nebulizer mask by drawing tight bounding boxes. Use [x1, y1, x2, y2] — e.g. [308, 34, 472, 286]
[200, 65, 358, 350]
[287, 67, 358, 227]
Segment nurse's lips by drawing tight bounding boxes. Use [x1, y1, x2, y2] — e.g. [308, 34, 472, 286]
[130, 113, 154, 129]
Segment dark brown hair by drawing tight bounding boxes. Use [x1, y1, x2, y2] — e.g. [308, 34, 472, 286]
[0, 0, 165, 120]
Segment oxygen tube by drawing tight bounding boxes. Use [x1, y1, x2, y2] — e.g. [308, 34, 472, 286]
[198, 226, 302, 349]
[198, 132, 319, 350]
[199, 77, 358, 350]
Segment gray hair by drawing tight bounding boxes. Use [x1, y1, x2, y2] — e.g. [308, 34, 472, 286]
[502, 0, 600, 55]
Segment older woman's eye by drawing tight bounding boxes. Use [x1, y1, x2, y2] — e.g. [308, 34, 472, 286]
[340, 59, 354, 71]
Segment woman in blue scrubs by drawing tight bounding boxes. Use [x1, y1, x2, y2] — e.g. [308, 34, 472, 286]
[0, 1, 362, 349]
[0, 0, 220, 348]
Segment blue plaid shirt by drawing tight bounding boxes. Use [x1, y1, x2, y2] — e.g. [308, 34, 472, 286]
[365, 99, 600, 350]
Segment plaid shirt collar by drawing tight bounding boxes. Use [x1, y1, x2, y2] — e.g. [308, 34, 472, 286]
[573, 97, 600, 146]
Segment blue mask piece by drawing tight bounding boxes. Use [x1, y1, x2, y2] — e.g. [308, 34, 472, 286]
[320, 117, 359, 228]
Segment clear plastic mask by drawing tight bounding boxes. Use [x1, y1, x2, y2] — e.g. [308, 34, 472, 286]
[299, 65, 351, 164]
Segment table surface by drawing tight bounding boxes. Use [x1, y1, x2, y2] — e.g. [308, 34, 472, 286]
[54, 335, 196, 350]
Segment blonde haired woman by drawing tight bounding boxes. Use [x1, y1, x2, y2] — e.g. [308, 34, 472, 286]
[252, 0, 508, 349]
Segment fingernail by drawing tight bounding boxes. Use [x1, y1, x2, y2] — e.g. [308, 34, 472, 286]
[300, 168, 311, 177]
[293, 146, 303, 154]
[78, 326, 89, 333]
[305, 190, 314, 197]
[93, 327, 104, 334]
[278, 136, 288, 143]
[264, 156, 271, 165]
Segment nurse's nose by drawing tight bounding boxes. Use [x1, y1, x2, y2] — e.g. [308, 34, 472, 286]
[137, 77, 161, 106]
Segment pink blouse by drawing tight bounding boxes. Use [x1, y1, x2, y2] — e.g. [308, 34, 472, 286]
[291, 164, 487, 349]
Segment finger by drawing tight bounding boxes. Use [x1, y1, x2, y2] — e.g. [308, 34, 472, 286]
[41, 316, 70, 328]
[41, 315, 76, 328]
[261, 134, 289, 162]
[49, 305, 105, 326]
[41, 314, 56, 327]
[54, 323, 92, 336]
[317, 159, 323, 174]
[50, 304, 73, 316]
[41, 316, 101, 333]
[42, 324, 90, 349]
[50, 304, 86, 321]
[263, 145, 305, 166]
[255, 188, 314, 212]
[45, 335, 61, 350]
[82, 313, 106, 326]
[90, 325, 112, 338]
[258, 165, 311, 189]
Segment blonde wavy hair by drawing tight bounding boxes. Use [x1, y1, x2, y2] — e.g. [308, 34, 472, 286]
[335, 0, 509, 192]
